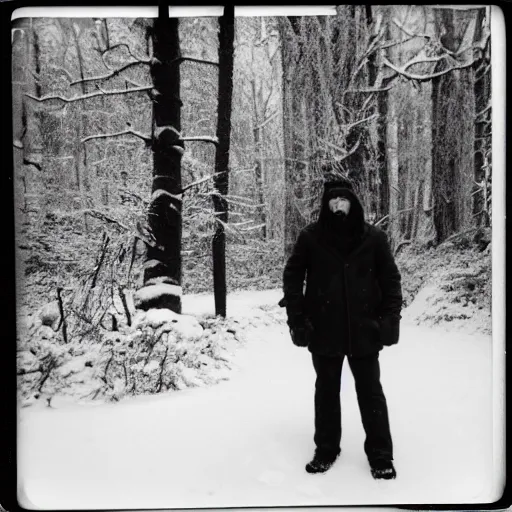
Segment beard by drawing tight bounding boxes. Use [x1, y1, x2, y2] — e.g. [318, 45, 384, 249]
[333, 210, 347, 220]
[329, 210, 350, 232]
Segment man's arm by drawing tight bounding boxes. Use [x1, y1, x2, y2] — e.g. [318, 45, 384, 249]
[282, 230, 309, 329]
[375, 229, 403, 319]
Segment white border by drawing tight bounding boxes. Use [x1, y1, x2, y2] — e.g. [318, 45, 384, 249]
[11, 6, 337, 20]
[490, 3, 506, 504]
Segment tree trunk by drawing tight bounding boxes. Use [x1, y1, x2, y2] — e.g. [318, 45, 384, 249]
[71, 22, 90, 232]
[212, 6, 235, 318]
[473, 8, 491, 227]
[431, 8, 478, 243]
[251, 79, 266, 239]
[140, 17, 184, 313]
[386, 89, 400, 247]
[281, 18, 305, 259]
[74, 120, 89, 232]
[416, 82, 436, 243]
[367, 7, 390, 223]
[11, 22, 29, 185]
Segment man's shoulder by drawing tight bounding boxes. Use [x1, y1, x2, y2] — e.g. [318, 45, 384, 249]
[299, 222, 321, 238]
[365, 222, 386, 239]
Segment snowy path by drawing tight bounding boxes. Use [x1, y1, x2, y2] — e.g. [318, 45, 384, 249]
[18, 290, 497, 509]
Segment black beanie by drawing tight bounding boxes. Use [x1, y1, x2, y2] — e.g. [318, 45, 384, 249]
[325, 186, 353, 201]
[323, 178, 354, 193]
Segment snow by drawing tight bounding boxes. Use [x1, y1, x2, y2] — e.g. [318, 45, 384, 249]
[134, 283, 183, 304]
[17, 289, 500, 509]
[402, 278, 491, 336]
[135, 308, 204, 340]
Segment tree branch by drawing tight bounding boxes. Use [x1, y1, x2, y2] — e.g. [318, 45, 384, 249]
[475, 103, 491, 119]
[344, 86, 392, 94]
[82, 129, 151, 145]
[70, 60, 150, 86]
[255, 110, 279, 131]
[171, 56, 219, 67]
[382, 56, 476, 82]
[99, 42, 150, 63]
[341, 113, 379, 133]
[84, 209, 163, 250]
[179, 135, 219, 145]
[25, 85, 153, 104]
[181, 173, 223, 193]
[402, 54, 447, 72]
[337, 137, 361, 162]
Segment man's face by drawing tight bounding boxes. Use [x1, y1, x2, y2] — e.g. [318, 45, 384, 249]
[329, 196, 351, 216]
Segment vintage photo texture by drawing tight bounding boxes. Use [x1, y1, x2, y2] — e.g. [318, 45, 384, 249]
[13, 5, 502, 510]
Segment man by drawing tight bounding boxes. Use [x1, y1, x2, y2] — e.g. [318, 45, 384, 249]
[281, 176, 402, 479]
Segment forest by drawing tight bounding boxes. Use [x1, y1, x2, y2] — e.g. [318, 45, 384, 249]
[13, 6, 492, 406]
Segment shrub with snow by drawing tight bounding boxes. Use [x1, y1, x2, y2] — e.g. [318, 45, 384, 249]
[17, 307, 249, 408]
[398, 238, 491, 335]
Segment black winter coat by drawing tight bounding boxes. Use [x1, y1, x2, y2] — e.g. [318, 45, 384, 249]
[282, 187, 403, 358]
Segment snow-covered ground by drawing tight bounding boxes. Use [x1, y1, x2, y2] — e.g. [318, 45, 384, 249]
[18, 289, 500, 509]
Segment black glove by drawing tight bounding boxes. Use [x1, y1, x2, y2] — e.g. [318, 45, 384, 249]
[289, 317, 314, 348]
[379, 315, 401, 346]
[290, 327, 309, 347]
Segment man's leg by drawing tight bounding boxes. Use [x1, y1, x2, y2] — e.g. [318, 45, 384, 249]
[311, 353, 344, 458]
[347, 353, 393, 464]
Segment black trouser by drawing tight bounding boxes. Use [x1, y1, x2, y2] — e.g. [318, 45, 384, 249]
[312, 352, 393, 463]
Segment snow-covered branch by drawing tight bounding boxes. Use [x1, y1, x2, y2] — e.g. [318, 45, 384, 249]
[81, 129, 151, 145]
[70, 60, 150, 86]
[239, 223, 266, 232]
[179, 136, 219, 145]
[83, 209, 161, 250]
[382, 55, 476, 82]
[25, 85, 153, 104]
[151, 189, 183, 204]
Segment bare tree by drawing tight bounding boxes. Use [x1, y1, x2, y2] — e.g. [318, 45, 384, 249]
[26, 16, 221, 315]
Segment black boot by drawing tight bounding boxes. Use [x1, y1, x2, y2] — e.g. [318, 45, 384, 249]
[305, 448, 341, 474]
[370, 459, 396, 480]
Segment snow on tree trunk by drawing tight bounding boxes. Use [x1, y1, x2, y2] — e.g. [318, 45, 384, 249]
[139, 17, 184, 313]
[212, 7, 235, 317]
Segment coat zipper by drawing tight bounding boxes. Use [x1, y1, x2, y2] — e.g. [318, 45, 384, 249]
[343, 262, 352, 357]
